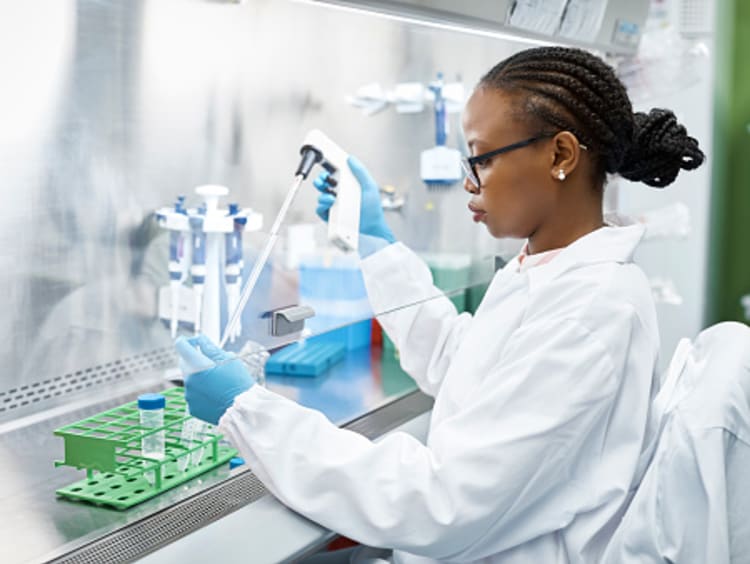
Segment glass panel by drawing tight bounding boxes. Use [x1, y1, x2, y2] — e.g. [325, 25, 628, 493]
[0, 0, 532, 561]
[0, 0, 530, 421]
[172, 220, 505, 375]
[180, 287, 457, 424]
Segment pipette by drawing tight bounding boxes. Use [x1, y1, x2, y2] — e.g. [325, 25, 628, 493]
[225, 203, 244, 343]
[168, 228, 183, 338]
[220, 130, 362, 348]
[189, 214, 206, 334]
[219, 139, 326, 347]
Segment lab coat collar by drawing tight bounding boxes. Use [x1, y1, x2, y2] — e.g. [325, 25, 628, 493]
[525, 223, 646, 291]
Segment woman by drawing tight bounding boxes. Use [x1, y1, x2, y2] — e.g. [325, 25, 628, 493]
[176, 46, 704, 563]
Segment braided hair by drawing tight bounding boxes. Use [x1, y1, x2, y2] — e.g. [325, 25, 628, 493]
[480, 46, 704, 188]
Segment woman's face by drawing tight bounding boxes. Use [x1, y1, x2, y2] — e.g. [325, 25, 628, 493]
[461, 87, 558, 239]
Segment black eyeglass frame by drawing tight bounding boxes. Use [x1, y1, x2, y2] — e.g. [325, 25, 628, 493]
[461, 133, 588, 189]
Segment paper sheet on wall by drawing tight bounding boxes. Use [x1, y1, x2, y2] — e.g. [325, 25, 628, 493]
[558, 0, 610, 42]
[507, 0, 568, 35]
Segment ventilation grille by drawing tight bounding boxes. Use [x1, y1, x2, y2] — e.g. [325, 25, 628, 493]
[0, 347, 176, 414]
[49, 470, 268, 564]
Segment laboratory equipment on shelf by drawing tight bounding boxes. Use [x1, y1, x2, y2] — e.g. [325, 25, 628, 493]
[220, 129, 360, 347]
[139, 393, 166, 485]
[155, 185, 262, 343]
[421, 73, 462, 190]
[348, 74, 464, 194]
[347, 78, 465, 117]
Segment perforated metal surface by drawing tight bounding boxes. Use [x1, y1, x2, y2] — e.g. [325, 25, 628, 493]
[47, 391, 433, 564]
[345, 389, 434, 439]
[0, 347, 175, 415]
[49, 470, 268, 564]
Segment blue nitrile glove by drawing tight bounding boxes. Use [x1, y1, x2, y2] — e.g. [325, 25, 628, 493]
[314, 155, 396, 255]
[175, 334, 253, 425]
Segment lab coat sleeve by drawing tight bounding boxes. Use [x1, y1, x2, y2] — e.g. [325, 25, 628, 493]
[359, 242, 472, 396]
[219, 316, 626, 561]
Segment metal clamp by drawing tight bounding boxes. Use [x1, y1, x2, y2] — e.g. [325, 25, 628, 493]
[270, 305, 315, 337]
[380, 185, 405, 211]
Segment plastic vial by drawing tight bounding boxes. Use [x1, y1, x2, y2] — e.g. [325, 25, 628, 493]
[190, 419, 208, 467]
[178, 406, 195, 472]
[178, 406, 207, 472]
[138, 393, 166, 485]
[238, 340, 269, 388]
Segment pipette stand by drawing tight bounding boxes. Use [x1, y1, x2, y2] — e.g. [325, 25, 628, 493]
[155, 185, 262, 343]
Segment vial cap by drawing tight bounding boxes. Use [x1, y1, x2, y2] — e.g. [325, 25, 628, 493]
[229, 457, 245, 470]
[138, 393, 166, 410]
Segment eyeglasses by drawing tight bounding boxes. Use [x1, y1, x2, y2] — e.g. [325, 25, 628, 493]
[461, 133, 588, 189]
[461, 134, 552, 189]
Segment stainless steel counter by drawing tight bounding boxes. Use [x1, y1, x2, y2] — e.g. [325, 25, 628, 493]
[139, 410, 432, 564]
[0, 347, 429, 564]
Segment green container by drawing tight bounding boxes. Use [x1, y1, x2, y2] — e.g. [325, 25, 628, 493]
[382, 253, 473, 360]
[465, 282, 490, 314]
[380, 354, 417, 396]
[423, 252, 472, 312]
[54, 387, 237, 510]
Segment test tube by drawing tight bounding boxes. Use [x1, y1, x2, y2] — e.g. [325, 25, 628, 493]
[178, 409, 207, 471]
[139, 393, 166, 485]
[190, 420, 208, 467]
[178, 406, 195, 472]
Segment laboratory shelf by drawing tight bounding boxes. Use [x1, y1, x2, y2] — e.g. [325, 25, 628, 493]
[54, 387, 237, 510]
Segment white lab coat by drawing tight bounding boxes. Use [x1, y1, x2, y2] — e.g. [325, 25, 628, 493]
[601, 321, 750, 563]
[219, 224, 661, 563]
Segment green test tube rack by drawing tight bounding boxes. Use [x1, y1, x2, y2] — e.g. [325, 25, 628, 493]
[54, 387, 237, 510]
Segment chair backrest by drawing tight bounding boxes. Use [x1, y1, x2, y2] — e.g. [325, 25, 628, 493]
[601, 322, 750, 564]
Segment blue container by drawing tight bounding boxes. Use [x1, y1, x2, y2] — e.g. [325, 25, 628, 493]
[299, 256, 368, 301]
[266, 341, 347, 377]
[299, 255, 373, 351]
[307, 318, 372, 350]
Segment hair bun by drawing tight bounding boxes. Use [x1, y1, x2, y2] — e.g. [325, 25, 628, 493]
[618, 108, 705, 188]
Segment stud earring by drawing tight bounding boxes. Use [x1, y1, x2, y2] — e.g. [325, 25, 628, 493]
[557, 169, 566, 181]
